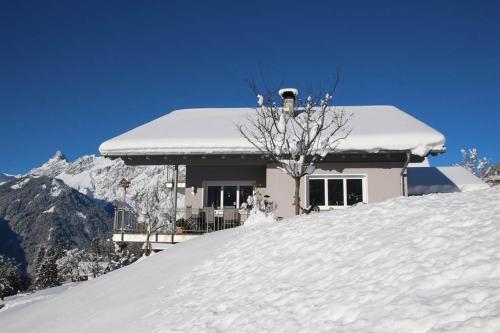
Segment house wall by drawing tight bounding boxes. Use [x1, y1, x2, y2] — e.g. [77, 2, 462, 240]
[183, 161, 404, 216]
[185, 165, 266, 209]
[265, 162, 405, 218]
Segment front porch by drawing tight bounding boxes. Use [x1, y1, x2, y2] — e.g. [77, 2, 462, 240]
[112, 207, 250, 244]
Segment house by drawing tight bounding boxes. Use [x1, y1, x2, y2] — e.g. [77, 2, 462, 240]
[99, 89, 446, 243]
[407, 166, 489, 195]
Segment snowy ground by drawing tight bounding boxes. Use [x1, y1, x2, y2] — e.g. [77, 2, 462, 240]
[0, 284, 75, 314]
[1, 188, 500, 332]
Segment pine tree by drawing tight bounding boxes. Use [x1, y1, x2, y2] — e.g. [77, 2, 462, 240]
[33, 247, 60, 290]
[0, 255, 23, 300]
[88, 238, 106, 278]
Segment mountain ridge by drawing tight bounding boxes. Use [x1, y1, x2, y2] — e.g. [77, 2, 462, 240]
[0, 151, 183, 274]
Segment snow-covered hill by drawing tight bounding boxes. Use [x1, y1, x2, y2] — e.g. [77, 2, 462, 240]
[2, 188, 499, 332]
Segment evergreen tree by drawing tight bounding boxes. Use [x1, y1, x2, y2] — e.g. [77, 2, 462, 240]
[33, 247, 60, 289]
[88, 238, 106, 278]
[0, 255, 23, 300]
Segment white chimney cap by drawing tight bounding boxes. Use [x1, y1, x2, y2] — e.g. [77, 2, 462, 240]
[278, 88, 299, 98]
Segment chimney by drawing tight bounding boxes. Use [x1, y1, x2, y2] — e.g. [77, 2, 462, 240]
[279, 88, 298, 115]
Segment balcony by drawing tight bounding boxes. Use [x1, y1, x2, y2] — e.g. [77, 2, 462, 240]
[112, 207, 250, 243]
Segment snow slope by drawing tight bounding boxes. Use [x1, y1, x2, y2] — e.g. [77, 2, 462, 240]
[2, 188, 500, 333]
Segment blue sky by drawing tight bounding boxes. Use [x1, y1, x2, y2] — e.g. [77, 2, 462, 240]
[1, 0, 499, 174]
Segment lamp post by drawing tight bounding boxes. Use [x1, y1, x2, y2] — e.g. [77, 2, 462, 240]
[119, 178, 131, 207]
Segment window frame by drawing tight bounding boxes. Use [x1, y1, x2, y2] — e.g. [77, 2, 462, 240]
[305, 174, 368, 210]
[203, 180, 255, 210]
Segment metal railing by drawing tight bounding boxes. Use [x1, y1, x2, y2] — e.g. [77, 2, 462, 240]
[113, 207, 144, 232]
[113, 207, 249, 235]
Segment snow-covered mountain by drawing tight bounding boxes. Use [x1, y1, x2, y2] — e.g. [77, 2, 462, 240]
[0, 151, 184, 274]
[0, 173, 16, 185]
[28, 150, 184, 205]
[0, 176, 114, 273]
[2, 187, 499, 332]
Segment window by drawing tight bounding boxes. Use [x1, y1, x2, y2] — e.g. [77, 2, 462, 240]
[207, 186, 221, 209]
[308, 176, 365, 208]
[328, 179, 344, 206]
[204, 182, 254, 209]
[309, 179, 325, 206]
[239, 186, 254, 207]
[346, 179, 363, 206]
[224, 186, 237, 207]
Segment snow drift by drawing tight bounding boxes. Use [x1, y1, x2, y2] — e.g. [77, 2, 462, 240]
[2, 188, 500, 333]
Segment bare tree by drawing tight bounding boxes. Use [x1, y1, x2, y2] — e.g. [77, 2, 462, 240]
[133, 167, 174, 255]
[238, 78, 350, 215]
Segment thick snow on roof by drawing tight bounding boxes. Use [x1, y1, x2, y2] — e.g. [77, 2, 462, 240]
[99, 106, 445, 157]
[2, 188, 500, 332]
[408, 166, 489, 195]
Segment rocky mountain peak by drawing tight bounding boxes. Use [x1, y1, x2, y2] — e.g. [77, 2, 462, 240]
[50, 150, 68, 162]
[30, 151, 70, 177]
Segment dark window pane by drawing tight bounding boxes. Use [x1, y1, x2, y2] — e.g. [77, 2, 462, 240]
[223, 186, 237, 207]
[328, 179, 344, 206]
[239, 186, 253, 207]
[309, 179, 325, 206]
[346, 179, 363, 205]
[207, 186, 221, 209]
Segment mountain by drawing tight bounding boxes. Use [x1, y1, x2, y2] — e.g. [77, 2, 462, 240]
[0, 176, 113, 273]
[0, 173, 16, 185]
[31, 151, 183, 205]
[29, 150, 70, 177]
[0, 151, 183, 274]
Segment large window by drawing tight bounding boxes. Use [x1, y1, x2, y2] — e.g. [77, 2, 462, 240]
[309, 179, 325, 206]
[207, 186, 221, 208]
[328, 179, 344, 206]
[346, 179, 363, 206]
[205, 182, 254, 209]
[308, 177, 365, 208]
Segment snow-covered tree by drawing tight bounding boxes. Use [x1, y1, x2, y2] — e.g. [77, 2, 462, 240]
[460, 148, 491, 180]
[87, 238, 108, 278]
[57, 248, 87, 282]
[238, 81, 350, 215]
[0, 255, 23, 300]
[56, 242, 138, 283]
[109, 243, 137, 270]
[133, 167, 174, 255]
[32, 247, 61, 290]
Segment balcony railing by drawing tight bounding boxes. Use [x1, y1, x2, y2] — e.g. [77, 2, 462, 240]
[113, 207, 250, 235]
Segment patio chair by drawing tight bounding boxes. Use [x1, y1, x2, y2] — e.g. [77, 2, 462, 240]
[223, 207, 239, 229]
[201, 207, 215, 232]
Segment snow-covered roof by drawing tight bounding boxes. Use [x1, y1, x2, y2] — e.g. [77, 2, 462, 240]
[408, 166, 489, 195]
[99, 106, 446, 157]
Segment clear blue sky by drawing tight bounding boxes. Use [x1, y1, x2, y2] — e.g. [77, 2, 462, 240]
[1, 0, 499, 174]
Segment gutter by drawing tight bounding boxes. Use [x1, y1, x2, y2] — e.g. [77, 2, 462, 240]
[400, 152, 411, 196]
